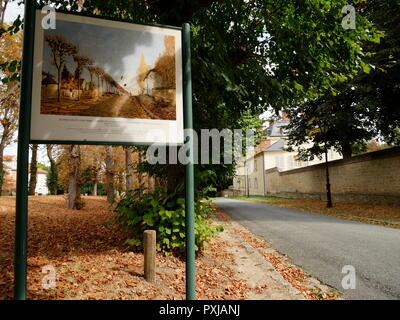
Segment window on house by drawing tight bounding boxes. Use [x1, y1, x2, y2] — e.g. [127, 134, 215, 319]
[254, 160, 258, 171]
[254, 178, 258, 189]
[288, 156, 295, 169]
[276, 155, 284, 169]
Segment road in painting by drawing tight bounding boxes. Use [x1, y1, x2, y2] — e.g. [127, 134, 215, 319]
[41, 19, 176, 120]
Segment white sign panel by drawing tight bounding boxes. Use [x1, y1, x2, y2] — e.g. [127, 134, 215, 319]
[31, 10, 184, 144]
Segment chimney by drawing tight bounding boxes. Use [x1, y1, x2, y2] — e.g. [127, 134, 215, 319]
[281, 112, 289, 121]
[257, 139, 271, 153]
[268, 120, 274, 135]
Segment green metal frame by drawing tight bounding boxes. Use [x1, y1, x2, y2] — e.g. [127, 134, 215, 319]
[14, 1, 196, 300]
[14, 0, 36, 300]
[182, 23, 196, 300]
[30, 140, 184, 147]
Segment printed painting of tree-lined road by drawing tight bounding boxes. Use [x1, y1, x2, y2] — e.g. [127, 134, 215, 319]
[40, 19, 176, 120]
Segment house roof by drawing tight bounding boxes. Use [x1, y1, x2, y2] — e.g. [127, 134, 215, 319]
[37, 168, 48, 174]
[42, 74, 58, 85]
[268, 120, 289, 137]
[264, 138, 286, 152]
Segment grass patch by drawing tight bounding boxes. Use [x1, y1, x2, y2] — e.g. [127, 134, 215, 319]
[225, 196, 400, 229]
[230, 195, 287, 202]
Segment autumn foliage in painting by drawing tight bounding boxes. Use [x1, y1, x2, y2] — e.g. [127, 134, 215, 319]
[41, 19, 177, 120]
[154, 36, 176, 90]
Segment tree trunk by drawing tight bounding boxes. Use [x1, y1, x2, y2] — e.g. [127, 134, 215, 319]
[166, 164, 183, 194]
[57, 68, 61, 102]
[68, 145, 81, 209]
[105, 146, 114, 203]
[0, 124, 11, 195]
[28, 144, 38, 195]
[138, 151, 144, 192]
[92, 175, 98, 196]
[341, 141, 353, 160]
[125, 148, 133, 192]
[77, 75, 80, 101]
[46, 144, 58, 195]
[0, 1, 10, 27]
[0, 143, 5, 195]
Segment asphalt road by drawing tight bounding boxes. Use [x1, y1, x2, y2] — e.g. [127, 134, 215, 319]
[214, 198, 400, 300]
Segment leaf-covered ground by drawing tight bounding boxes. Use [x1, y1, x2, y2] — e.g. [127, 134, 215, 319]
[0, 196, 255, 300]
[0, 196, 339, 300]
[231, 196, 400, 229]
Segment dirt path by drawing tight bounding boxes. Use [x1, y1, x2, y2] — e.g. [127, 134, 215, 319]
[41, 94, 176, 120]
[78, 95, 147, 119]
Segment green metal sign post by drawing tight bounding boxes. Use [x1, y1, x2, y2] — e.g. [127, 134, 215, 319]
[13, 2, 196, 300]
[14, 0, 35, 300]
[182, 23, 196, 300]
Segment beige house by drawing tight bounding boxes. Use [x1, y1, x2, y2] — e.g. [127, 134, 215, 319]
[232, 117, 342, 196]
[41, 72, 58, 99]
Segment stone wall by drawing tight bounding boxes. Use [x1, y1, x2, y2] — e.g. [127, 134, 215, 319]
[221, 189, 245, 197]
[265, 147, 400, 205]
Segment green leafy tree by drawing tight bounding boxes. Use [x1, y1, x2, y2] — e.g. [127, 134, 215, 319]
[285, 88, 376, 161]
[30, 0, 381, 190]
[41, 0, 376, 190]
[352, 0, 400, 144]
[285, 0, 399, 159]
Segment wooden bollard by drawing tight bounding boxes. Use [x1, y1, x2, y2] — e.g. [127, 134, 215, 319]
[144, 230, 156, 282]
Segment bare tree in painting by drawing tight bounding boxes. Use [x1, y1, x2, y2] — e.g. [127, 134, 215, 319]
[93, 66, 104, 97]
[44, 35, 78, 102]
[87, 66, 96, 91]
[103, 73, 120, 95]
[73, 55, 93, 101]
[103, 72, 111, 93]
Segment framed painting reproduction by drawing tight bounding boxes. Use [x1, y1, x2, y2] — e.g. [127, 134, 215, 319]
[31, 9, 184, 145]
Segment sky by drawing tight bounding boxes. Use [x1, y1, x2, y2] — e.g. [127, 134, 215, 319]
[43, 19, 167, 94]
[3, 0, 23, 23]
